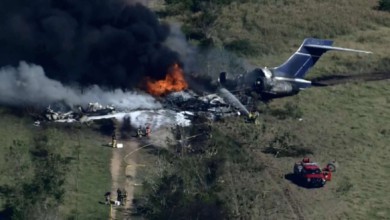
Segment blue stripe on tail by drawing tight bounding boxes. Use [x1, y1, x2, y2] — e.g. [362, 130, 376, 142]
[273, 38, 334, 79]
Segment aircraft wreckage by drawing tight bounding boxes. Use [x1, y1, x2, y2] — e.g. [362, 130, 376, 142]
[40, 89, 246, 129]
[39, 39, 371, 129]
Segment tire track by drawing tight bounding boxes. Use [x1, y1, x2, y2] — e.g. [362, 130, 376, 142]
[311, 71, 390, 86]
[258, 153, 305, 220]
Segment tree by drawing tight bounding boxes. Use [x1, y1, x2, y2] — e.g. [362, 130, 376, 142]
[378, 0, 390, 11]
[0, 135, 71, 219]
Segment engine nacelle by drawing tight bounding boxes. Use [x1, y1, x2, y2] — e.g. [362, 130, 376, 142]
[268, 80, 295, 94]
[219, 67, 299, 98]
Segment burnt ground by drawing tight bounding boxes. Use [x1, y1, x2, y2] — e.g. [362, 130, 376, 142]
[311, 72, 390, 86]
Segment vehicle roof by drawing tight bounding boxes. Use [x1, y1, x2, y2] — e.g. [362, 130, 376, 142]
[303, 164, 321, 170]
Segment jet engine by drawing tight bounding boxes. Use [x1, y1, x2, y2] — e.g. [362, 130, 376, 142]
[219, 68, 299, 99]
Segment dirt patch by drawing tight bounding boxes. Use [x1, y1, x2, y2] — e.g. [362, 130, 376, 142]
[123, 141, 140, 211]
[109, 148, 122, 219]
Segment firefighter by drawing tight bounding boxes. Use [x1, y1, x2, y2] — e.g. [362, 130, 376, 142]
[105, 192, 111, 205]
[137, 127, 143, 138]
[246, 112, 258, 123]
[245, 112, 252, 123]
[117, 188, 122, 203]
[145, 125, 151, 137]
[323, 166, 332, 181]
[121, 190, 127, 206]
[112, 132, 117, 148]
[253, 111, 260, 125]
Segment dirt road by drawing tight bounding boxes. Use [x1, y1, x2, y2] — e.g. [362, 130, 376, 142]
[109, 139, 140, 220]
[109, 148, 121, 220]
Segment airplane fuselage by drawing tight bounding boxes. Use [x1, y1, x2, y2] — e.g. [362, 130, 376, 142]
[219, 67, 310, 101]
[218, 38, 371, 102]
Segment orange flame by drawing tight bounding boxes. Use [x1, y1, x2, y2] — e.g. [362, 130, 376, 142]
[146, 63, 188, 96]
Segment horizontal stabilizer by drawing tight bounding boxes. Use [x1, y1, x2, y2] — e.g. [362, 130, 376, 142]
[273, 38, 373, 79]
[305, 44, 372, 54]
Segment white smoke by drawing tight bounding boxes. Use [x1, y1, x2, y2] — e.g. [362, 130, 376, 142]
[0, 61, 162, 109]
[84, 110, 191, 129]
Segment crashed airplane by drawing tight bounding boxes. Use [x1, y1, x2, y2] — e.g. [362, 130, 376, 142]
[218, 38, 372, 101]
[40, 38, 372, 128]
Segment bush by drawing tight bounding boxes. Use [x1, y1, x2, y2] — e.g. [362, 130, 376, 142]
[133, 123, 265, 219]
[378, 0, 390, 11]
[164, 0, 241, 45]
[0, 136, 71, 219]
[262, 132, 313, 157]
[135, 174, 226, 220]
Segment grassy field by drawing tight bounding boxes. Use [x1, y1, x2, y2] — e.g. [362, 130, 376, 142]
[0, 0, 389, 219]
[162, 0, 390, 77]
[146, 0, 390, 219]
[0, 109, 112, 219]
[214, 79, 390, 219]
[295, 80, 389, 219]
[215, 0, 390, 72]
[59, 125, 112, 220]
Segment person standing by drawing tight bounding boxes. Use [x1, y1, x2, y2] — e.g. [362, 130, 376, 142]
[105, 192, 111, 205]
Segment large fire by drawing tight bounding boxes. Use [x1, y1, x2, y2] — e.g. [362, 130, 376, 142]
[146, 63, 188, 96]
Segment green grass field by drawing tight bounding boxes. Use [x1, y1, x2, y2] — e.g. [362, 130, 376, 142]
[150, 0, 390, 219]
[256, 80, 389, 219]
[0, 110, 112, 219]
[164, 0, 390, 76]
[1, 0, 390, 219]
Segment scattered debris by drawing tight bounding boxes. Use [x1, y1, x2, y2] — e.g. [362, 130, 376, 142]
[83, 102, 115, 116]
[39, 89, 247, 129]
[44, 106, 77, 121]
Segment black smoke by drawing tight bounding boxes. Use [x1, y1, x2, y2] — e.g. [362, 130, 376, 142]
[0, 0, 180, 89]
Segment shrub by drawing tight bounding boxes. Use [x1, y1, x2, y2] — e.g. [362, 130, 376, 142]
[378, 0, 390, 11]
[262, 132, 313, 157]
[0, 136, 71, 219]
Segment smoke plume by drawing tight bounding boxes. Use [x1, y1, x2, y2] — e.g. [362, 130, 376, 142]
[164, 24, 248, 77]
[164, 23, 197, 74]
[0, 0, 179, 89]
[0, 62, 161, 109]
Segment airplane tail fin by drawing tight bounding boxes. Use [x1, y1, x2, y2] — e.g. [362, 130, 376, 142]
[273, 38, 372, 79]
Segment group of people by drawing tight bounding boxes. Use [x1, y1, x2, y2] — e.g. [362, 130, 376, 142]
[137, 125, 151, 138]
[104, 188, 127, 206]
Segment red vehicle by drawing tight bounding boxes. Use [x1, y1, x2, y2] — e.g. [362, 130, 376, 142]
[293, 158, 336, 187]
